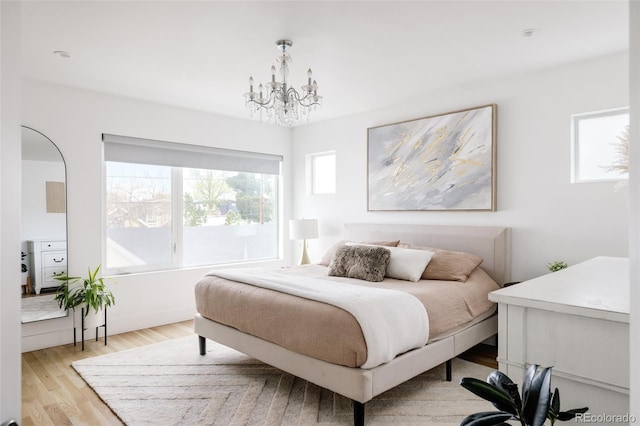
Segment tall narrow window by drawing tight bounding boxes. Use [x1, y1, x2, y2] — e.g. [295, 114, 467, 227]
[571, 108, 629, 183]
[103, 134, 282, 274]
[308, 151, 336, 194]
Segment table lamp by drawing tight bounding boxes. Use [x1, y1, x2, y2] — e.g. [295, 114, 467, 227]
[289, 219, 318, 265]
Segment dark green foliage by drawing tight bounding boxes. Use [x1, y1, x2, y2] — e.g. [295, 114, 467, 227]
[461, 411, 514, 426]
[521, 365, 552, 426]
[460, 378, 518, 415]
[547, 388, 588, 425]
[487, 371, 521, 414]
[460, 365, 588, 426]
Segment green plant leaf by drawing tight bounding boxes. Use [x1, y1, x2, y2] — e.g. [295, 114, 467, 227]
[53, 264, 114, 315]
[460, 378, 518, 414]
[460, 411, 514, 426]
[522, 366, 552, 426]
[88, 265, 96, 281]
[550, 388, 560, 415]
[486, 370, 521, 414]
[557, 407, 589, 421]
[548, 389, 561, 425]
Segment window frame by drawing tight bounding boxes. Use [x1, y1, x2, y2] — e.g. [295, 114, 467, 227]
[307, 150, 336, 195]
[571, 107, 629, 183]
[102, 134, 282, 276]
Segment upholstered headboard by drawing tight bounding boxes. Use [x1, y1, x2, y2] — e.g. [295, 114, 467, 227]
[344, 223, 511, 286]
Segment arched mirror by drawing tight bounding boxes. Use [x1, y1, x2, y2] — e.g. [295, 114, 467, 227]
[21, 126, 68, 323]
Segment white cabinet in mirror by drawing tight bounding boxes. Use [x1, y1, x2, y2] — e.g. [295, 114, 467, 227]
[20, 126, 68, 323]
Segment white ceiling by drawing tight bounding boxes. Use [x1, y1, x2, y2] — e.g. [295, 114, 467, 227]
[20, 1, 629, 125]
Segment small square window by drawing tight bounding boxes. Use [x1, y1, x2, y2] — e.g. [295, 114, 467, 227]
[308, 151, 336, 194]
[571, 108, 629, 183]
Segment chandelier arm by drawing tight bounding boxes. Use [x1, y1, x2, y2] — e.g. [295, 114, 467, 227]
[246, 88, 278, 108]
[291, 88, 321, 108]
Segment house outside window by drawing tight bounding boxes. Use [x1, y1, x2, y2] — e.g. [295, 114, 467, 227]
[571, 108, 629, 183]
[103, 134, 281, 275]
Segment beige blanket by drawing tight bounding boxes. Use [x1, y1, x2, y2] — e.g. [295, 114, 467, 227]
[208, 268, 429, 369]
[195, 264, 499, 368]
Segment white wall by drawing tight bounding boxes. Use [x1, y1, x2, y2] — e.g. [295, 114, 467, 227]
[0, 1, 22, 420]
[21, 80, 293, 351]
[629, 0, 639, 417]
[292, 52, 629, 282]
[22, 159, 66, 239]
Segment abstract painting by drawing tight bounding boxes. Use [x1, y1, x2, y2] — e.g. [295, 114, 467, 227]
[367, 104, 496, 211]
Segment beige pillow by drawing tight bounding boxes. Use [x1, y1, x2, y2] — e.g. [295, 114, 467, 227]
[398, 243, 483, 282]
[318, 239, 400, 266]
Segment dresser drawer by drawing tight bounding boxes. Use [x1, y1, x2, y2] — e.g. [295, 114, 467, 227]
[38, 240, 67, 251]
[42, 266, 67, 286]
[43, 251, 67, 267]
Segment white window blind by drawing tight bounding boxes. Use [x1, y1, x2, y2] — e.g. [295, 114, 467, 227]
[102, 133, 282, 175]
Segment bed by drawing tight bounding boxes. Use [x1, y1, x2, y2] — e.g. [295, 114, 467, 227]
[194, 223, 510, 425]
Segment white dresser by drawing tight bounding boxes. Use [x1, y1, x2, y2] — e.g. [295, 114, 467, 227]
[489, 257, 629, 423]
[28, 239, 67, 295]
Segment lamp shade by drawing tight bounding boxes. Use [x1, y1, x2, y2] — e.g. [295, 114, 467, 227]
[289, 219, 318, 240]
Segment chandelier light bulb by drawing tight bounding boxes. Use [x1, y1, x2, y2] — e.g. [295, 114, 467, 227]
[244, 39, 322, 126]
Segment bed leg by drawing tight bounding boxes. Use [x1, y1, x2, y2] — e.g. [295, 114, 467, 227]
[445, 359, 452, 382]
[353, 401, 365, 426]
[198, 335, 206, 355]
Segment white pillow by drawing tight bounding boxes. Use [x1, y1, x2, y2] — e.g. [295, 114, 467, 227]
[347, 243, 434, 282]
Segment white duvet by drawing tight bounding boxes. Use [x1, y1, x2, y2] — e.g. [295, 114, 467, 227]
[208, 268, 429, 369]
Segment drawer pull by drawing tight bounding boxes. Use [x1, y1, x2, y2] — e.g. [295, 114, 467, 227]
[53, 257, 65, 263]
[52, 271, 65, 277]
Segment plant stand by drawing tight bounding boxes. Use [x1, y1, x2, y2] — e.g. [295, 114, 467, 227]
[73, 307, 108, 351]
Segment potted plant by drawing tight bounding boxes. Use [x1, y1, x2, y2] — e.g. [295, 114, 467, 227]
[54, 265, 115, 328]
[547, 261, 568, 272]
[460, 364, 587, 426]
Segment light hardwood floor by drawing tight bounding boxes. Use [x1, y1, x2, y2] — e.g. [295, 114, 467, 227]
[21, 319, 194, 426]
[22, 320, 496, 425]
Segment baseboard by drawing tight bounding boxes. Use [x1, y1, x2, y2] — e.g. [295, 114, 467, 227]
[22, 305, 195, 352]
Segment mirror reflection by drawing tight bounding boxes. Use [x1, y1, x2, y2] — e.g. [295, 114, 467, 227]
[21, 126, 68, 323]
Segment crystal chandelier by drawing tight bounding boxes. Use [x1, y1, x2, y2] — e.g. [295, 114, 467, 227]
[244, 40, 322, 126]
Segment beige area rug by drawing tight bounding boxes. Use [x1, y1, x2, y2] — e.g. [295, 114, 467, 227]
[72, 336, 494, 425]
[21, 293, 67, 323]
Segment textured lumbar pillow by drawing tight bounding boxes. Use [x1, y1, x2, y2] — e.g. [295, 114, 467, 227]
[328, 245, 391, 282]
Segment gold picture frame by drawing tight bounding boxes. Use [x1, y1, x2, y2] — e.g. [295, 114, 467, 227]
[367, 104, 497, 211]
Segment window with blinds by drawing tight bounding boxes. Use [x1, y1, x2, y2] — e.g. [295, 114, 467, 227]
[103, 134, 282, 274]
